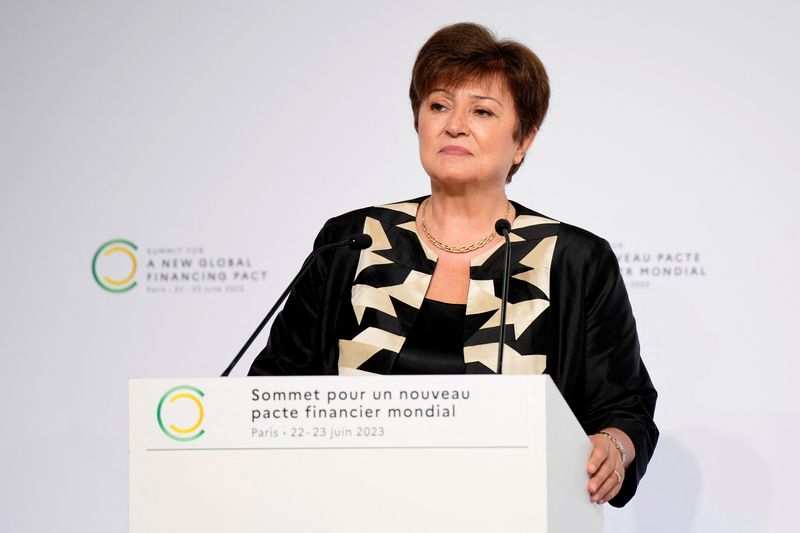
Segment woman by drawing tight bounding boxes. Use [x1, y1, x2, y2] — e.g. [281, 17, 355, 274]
[250, 22, 657, 508]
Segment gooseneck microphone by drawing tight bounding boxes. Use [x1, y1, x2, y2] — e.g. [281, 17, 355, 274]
[220, 233, 372, 376]
[495, 219, 513, 374]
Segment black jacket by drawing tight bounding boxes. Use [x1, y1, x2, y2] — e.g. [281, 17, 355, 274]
[250, 198, 658, 506]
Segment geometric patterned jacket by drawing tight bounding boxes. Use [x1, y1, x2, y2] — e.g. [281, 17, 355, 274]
[249, 197, 658, 507]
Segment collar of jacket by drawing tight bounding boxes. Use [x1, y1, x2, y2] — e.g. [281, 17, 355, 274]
[360, 196, 560, 277]
[342, 196, 560, 374]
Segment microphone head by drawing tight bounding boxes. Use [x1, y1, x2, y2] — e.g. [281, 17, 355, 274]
[495, 219, 512, 236]
[348, 233, 373, 250]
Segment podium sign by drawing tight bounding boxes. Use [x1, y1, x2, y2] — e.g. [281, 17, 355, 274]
[130, 375, 602, 532]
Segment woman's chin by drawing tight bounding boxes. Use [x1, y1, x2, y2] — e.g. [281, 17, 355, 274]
[429, 172, 503, 189]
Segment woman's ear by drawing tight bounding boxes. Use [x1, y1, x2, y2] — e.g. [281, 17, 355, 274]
[513, 128, 538, 165]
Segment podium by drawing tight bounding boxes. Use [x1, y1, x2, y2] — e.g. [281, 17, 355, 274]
[130, 375, 602, 532]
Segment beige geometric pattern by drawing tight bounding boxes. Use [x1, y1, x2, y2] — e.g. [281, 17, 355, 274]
[513, 214, 559, 229]
[464, 343, 499, 371]
[502, 348, 547, 374]
[464, 343, 547, 374]
[395, 221, 418, 232]
[338, 366, 378, 376]
[468, 278, 549, 337]
[512, 269, 551, 300]
[351, 283, 396, 324]
[355, 217, 392, 278]
[480, 298, 550, 338]
[376, 202, 419, 217]
[382, 270, 431, 310]
[513, 235, 557, 298]
[338, 339, 382, 371]
[351, 327, 405, 353]
[519, 235, 556, 270]
[465, 279, 502, 316]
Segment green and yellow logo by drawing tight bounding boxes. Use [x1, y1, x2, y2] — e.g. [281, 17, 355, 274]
[92, 239, 138, 293]
[156, 385, 206, 441]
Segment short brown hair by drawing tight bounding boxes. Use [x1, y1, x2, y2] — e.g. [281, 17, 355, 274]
[409, 23, 550, 181]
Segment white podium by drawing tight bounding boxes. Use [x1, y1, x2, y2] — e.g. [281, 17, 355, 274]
[130, 375, 602, 532]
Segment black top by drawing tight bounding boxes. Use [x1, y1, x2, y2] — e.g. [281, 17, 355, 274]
[391, 298, 466, 374]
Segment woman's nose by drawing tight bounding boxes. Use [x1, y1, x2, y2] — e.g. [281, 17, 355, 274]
[445, 110, 468, 137]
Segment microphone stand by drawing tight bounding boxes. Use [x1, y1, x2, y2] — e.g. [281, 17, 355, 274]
[495, 219, 512, 374]
[220, 234, 371, 376]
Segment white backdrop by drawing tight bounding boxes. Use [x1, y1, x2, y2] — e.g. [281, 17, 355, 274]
[1, 1, 798, 531]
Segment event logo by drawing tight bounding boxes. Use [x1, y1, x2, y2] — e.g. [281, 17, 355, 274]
[91, 239, 268, 295]
[92, 239, 138, 293]
[156, 385, 206, 442]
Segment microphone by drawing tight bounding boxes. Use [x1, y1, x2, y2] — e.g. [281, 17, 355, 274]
[220, 233, 372, 376]
[495, 219, 512, 374]
[346, 233, 373, 251]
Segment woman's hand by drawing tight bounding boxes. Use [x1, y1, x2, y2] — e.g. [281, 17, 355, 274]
[587, 428, 633, 504]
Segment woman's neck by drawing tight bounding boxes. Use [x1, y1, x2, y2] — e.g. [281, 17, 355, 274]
[424, 184, 511, 243]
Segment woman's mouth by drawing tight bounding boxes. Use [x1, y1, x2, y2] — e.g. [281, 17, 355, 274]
[440, 145, 472, 156]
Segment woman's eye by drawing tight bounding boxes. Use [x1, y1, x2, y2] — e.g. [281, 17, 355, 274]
[475, 108, 494, 117]
[429, 102, 447, 112]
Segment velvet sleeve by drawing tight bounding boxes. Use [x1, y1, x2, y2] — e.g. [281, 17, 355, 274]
[578, 238, 658, 507]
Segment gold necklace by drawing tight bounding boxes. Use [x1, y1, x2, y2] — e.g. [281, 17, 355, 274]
[419, 197, 511, 254]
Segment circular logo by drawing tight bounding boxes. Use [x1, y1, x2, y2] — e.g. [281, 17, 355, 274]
[92, 239, 138, 293]
[156, 385, 206, 442]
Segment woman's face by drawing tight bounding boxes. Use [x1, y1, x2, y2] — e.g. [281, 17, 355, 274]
[417, 76, 534, 188]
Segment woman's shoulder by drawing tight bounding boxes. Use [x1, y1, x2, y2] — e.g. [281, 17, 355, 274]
[316, 197, 425, 243]
[512, 200, 614, 262]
